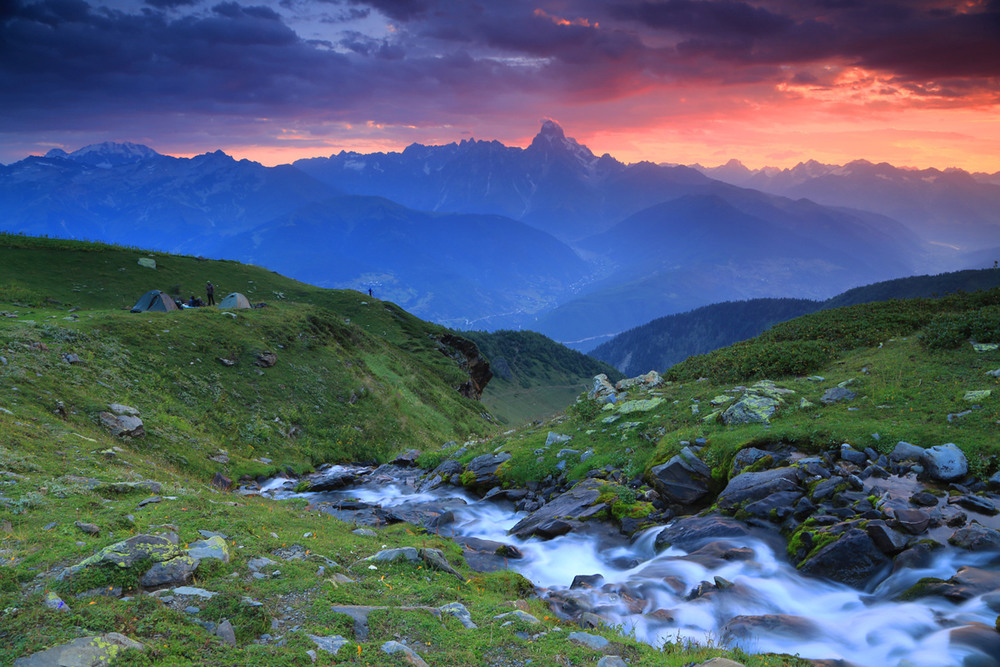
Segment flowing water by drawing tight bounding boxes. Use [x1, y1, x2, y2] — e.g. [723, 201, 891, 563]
[262, 468, 1000, 667]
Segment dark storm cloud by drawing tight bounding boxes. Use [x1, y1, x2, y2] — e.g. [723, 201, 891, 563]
[1, 0, 998, 156]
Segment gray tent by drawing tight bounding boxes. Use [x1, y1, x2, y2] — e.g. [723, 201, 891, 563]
[131, 290, 179, 313]
[218, 292, 251, 309]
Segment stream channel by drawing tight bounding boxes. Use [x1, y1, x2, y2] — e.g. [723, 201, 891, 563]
[262, 465, 1000, 667]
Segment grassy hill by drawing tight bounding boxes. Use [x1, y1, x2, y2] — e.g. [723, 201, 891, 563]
[461, 330, 623, 426]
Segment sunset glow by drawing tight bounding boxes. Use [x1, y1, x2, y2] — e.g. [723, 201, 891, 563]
[1, 0, 998, 172]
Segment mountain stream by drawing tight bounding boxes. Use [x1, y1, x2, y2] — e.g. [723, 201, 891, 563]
[262, 467, 1000, 667]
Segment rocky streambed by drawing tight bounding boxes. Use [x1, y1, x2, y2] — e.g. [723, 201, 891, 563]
[260, 436, 1000, 667]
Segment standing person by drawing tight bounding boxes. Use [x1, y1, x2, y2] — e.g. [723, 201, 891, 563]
[206, 281, 215, 306]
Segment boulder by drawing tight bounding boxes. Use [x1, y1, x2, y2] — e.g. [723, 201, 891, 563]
[649, 447, 712, 505]
[920, 443, 967, 481]
[254, 351, 277, 368]
[798, 528, 890, 589]
[508, 480, 605, 540]
[721, 394, 779, 425]
[310, 467, 359, 491]
[98, 412, 145, 438]
[717, 467, 802, 511]
[910, 566, 1000, 603]
[463, 452, 511, 491]
[59, 534, 180, 582]
[588, 374, 616, 401]
[140, 556, 197, 588]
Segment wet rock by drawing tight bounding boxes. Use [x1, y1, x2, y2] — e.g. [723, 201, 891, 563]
[839, 444, 867, 465]
[309, 467, 359, 491]
[893, 507, 930, 535]
[949, 622, 1000, 666]
[798, 528, 890, 589]
[463, 452, 511, 492]
[654, 515, 751, 552]
[950, 494, 999, 516]
[910, 490, 939, 507]
[718, 467, 802, 511]
[921, 443, 967, 481]
[743, 491, 803, 522]
[916, 566, 1000, 603]
[949, 522, 1000, 551]
[892, 541, 944, 573]
[722, 613, 820, 640]
[649, 447, 712, 505]
[508, 480, 605, 540]
[571, 574, 605, 589]
[866, 520, 909, 555]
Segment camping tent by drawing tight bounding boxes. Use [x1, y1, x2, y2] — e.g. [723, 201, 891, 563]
[218, 292, 251, 309]
[130, 290, 179, 313]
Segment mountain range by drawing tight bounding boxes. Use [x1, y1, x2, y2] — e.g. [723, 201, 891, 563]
[2, 122, 998, 350]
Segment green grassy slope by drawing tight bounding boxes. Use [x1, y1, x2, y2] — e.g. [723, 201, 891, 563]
[462, 330, 624, 426]
[0, 235, 801, 666]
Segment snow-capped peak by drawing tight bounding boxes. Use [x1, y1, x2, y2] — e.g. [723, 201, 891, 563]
[55, 141, 161, 168]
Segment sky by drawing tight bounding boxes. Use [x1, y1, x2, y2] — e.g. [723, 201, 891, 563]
[2, 0, 999, 171]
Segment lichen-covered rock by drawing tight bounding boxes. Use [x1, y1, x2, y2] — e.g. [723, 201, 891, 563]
[722, 394, 779, 425]
[59, 534, 180, 581]
[13, 632, 145, 667]
[463, 452, 511, 492]
[187, 535, 230, 564]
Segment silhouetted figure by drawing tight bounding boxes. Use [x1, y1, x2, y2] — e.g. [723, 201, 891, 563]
[206, 281, 215, 306]
[368, 288, 373, 297]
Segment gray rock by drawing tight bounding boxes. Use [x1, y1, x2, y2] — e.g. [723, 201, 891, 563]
[568, 631, 609, 650]
[13, 633, 145, 667]
[921, 443, 968, 481]
[381, 641, 428, 667]
[493, 610, 541, 624]
[894, 508, 931, 535]
[420, 548, 463, 580]
[866, 520, 909, 555]
[59, 534, 179, 581]
[821, 387, 857, 404]
[743, 490, 803, 521]
[367, 547, 420, 563]
[597, 657, 628, 667]
[98, 412, 145, 438]
[730, 447, 774, 475]
[74, 521, 99, 536]
[216, 619, 236, 646]
[140, 556, 197, 588]
[309, 468, 357, 491]
[951, 494, 999, 516]
[171, 586, 218, 598]
[718, 467, 802, 510]
[108, 403, 140, 416]
[588, 374, 617, 401]
[439, 602, 477, 629]
[649, 447, 713, 505]
[247, 556, 277, 572]
[546, 432, 572, 447]
[187, 536, 230, 563]
[307, 634, 349, 655]
[43, 591, 69, 612]
[890, 441, 925, 462]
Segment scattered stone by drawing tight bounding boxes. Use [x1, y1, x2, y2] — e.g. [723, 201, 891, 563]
[950, 494, 999, 516]
[890, 441, 924, 462]
[307, 634, 349, 655]
[44, 591, 69, 612]
[494, 610, 541, 624]
[381, 640, 428, 667]
[545, 432, 572, 447]
[367, 547, 420, 563]
[893, 508, 930, 535]
[74, 521, 99, 536]
[820, 387, 857, 404]
[440, 602, 477, 629]
[598, 657, 629, 667]
[141, 556, 197, 588]
[718, 467, 802, 511]
[188, 535, 231, 563]
[964, 390, 991, 402]
[949, 522, 1000, 551]
[63, 353, 81, 364]
[254, 351, 277, 368]
[211, 472, 233, 491]
[568, 631, 609, 650]
[216, 619, 236, 646]
[696, 659, 748, 667]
